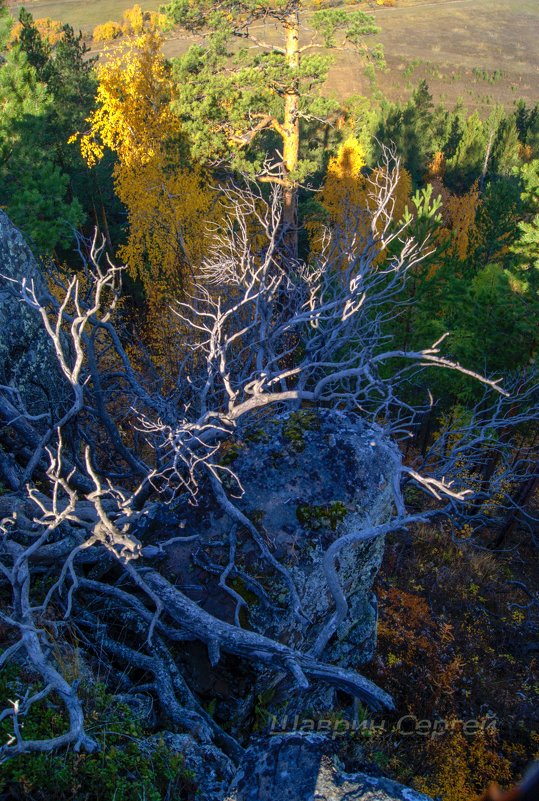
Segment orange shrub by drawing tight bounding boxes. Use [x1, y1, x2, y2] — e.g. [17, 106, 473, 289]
[10, 17, 64, 46]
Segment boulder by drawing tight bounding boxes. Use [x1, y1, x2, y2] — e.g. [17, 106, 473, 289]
[230, 409, 399, 666]
[0, 209, 64, 415]
[161, 408, 401, 709]
[142, 731, 235, 801]
[225, 733, 432, 801]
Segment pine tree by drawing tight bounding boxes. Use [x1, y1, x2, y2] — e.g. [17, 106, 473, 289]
[472, 176, 522, 264]
[0, 0, 12, 50]
[164, 0, 383, 255]
[0, 31, 83, 252]
[510, 160, 539, 292]
[514, 99, 538, 147]
[0, 9, 106, 253]
[375, 81, 438, 183]
[445, 111, 487, 190]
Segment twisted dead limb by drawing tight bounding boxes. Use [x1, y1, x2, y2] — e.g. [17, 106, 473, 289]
[74, 458, 394, 711]
[138, 568, 394, 710]
[74, 603, 244, 758]
[1, 156, 537, 767]
[0, 538, 98, 763]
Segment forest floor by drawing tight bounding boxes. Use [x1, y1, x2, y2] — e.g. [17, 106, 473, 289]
[357, 519, 539, 799]
[6, 0, 539, 111]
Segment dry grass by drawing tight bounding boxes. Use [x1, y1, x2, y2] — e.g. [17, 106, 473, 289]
[7, 0, 539, 109]
[7, 0, 161, 31]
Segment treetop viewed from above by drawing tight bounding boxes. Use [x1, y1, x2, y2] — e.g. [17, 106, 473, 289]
[0, 1, 538, 799]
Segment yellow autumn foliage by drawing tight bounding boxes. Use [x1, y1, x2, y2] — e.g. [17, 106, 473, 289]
[306, 136, 367, 255]
[121, 5, 166, 36]
[116, 163, 217, 287]
[319, 135, 367, 227]
[415, 724, 512, 801]
[77, 31, 176, 169]
[445, 180, 480, 261]
[519, 143, 533, 163]
[75, 30, 218, 296]
[423, 176, 480, 264]
[121, 4, 145, 35]
[9, 17, 64, 46]
[385, 163, 413, 222]
[93, 21, 123, 43]
[309, 136, 411, 260]
[425, 150, 446, 182]
[93, 7, 167, 45]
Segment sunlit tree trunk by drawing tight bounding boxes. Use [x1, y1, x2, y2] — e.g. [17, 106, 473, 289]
[282, 8, 300, 257]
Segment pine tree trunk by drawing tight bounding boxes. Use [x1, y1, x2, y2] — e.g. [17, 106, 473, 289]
[282, 9, 300, 258]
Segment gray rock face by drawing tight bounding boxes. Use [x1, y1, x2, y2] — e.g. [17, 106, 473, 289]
[142, 732, 235, 801]
[0, 209, 64, 415]
[163, 409, 400, 704]
[231, 410, 398, 665]
[225, 734, 432, 801]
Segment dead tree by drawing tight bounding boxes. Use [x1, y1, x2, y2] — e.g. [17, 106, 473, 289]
[0, 150, 537, 763]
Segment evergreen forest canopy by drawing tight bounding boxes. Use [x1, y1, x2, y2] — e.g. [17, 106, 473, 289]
[0, 1, 538, 799]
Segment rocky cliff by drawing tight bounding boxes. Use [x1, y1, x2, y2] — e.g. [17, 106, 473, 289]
[0, 210, 68, 488]
[226, 734, 432, 801]
[0, 209, 64, 409]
